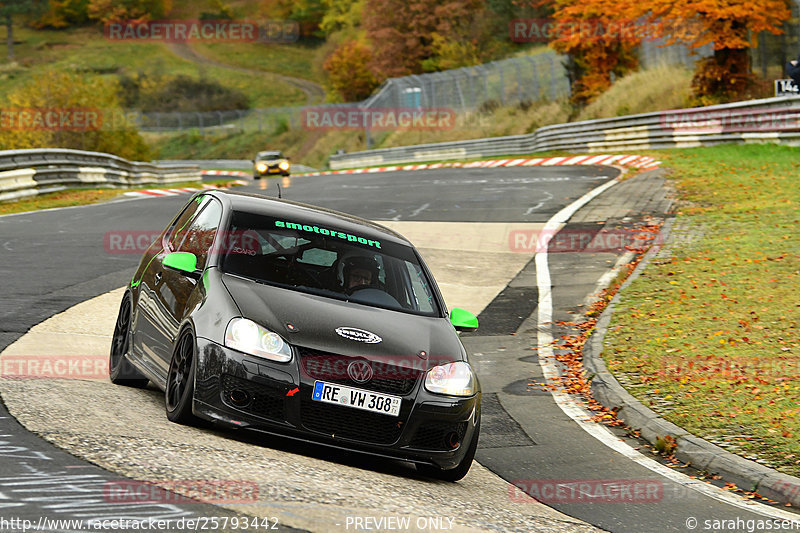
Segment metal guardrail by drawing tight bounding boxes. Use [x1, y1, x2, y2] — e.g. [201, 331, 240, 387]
[328, 96, 800, 169]
[0, 148, 200, 203]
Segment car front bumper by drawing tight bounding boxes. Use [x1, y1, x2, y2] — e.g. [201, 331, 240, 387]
[254, 165, 290, 177]
[193, 338, 480, 470]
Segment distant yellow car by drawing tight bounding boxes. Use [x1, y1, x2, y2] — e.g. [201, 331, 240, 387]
[253, 150, 290, 178]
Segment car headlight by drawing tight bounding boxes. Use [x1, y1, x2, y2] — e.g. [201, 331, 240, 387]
[424, 361, 475, 396]
[256, 162, 268, 172]
[225, 318, 292, 362]
[278, 160, 290, 171]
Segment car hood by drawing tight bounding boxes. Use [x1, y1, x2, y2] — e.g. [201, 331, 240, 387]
[221, 273, 465, 366]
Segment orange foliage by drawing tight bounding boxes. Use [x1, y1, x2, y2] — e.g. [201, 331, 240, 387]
[525, 0, 791, 103]
[521, 0, 643, 104]
[640, 0, 790, 50]
[323, 40, 380, 102]
[631, 0, 791, 100]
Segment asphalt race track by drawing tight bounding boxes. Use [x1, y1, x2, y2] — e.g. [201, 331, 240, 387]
[1, 166, 798, 532]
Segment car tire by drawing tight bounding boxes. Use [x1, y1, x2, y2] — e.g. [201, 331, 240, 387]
[165, 328, 199, 425]
[109, 294, 149, 388]
[416, 415, 480, 482]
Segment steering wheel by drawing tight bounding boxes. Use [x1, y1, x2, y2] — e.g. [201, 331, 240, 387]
[345, 284, 374, 295]
[290, 265, 324, 288]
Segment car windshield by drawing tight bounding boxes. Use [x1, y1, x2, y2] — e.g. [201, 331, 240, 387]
[257, 152, 283, 159]
[219, 210, 440, 316]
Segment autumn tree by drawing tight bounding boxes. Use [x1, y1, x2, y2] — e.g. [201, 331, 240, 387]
[362, 0, 436, 78]
[536, 0, 792, 104]
[35, 0, 171, 26]
[518, 0, 642, 104]
[0, 0, 39, 61]
[363, 0, 488, 78]
[319, 0, 364, 36]
[633, 0, 792, 102]
[0, 71, 151, 160]
[87, 0, 172, 24]
[34, 0, 90, 29]
[259, 0, 325, 38]
[422, 0, 501, 72]
[323, 39, 378, 101]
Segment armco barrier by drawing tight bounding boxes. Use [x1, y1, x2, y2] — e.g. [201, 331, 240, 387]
[329, 95, 800, 169]
[0, 148, 200, 203]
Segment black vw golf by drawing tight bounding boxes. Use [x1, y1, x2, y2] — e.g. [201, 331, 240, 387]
[110, 190, 482, 480]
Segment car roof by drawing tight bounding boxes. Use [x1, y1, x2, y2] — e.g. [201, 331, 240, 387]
[256, 151, 283, 157]
[204, 190, 413, 247]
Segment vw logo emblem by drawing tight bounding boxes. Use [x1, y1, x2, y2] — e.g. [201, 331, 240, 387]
[347, 360, 373, 384]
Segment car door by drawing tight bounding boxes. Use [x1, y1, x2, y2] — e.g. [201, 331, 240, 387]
[151, 197, 224, 375]
[133, 197, 202, 378]
[133, 196, 223, 379]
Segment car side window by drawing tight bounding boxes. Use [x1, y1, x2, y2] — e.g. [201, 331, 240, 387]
[167, 197, 206, 251]
[406, 262, 435, 313]
[175, 199, 223, 270]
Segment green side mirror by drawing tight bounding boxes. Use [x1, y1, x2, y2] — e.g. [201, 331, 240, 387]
[450, 308, 478, 331]
[163, 252, 200, 277]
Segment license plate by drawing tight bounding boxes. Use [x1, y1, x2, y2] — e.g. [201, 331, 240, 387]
[312, 381, 401, 417]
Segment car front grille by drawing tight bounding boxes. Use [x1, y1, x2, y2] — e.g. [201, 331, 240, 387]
[299, 395, 405, 445]
[298, 347, 420, 396]
[221, 374, 285, 421]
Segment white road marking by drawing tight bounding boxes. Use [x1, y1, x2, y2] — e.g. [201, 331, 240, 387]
[535, 178, 800, 520]
[524, 192, 554, 215]
[409, 203, 430, 218]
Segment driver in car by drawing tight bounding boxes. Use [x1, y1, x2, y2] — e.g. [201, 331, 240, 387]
[342, 256, 380, 293]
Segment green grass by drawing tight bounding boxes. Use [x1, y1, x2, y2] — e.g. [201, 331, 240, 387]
[577, 64, 694, 120]
[192, 40, 325, 82]
[0, 27, 306, 108]
[603, 144, 800, 476]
